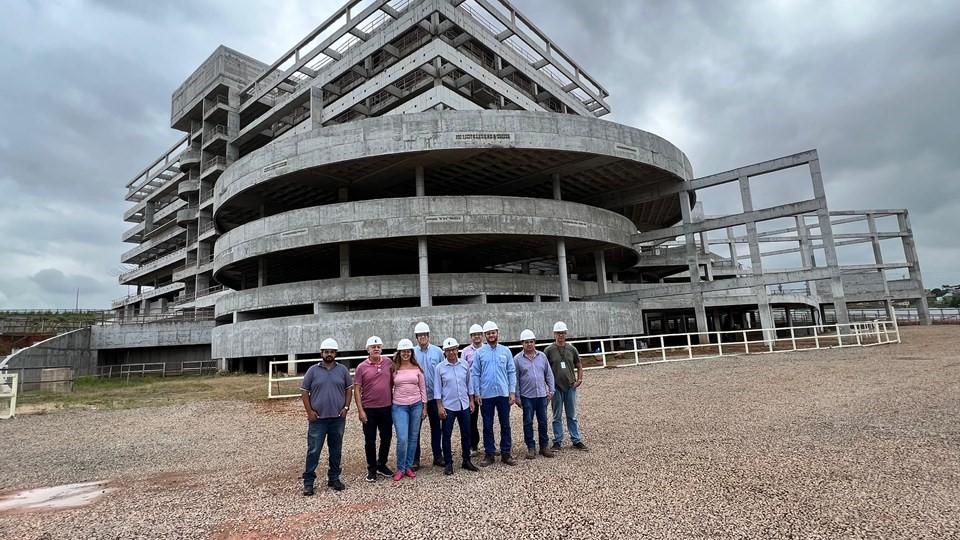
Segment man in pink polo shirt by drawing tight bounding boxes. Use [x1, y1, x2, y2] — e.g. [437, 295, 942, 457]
[354, 336, 395, 482]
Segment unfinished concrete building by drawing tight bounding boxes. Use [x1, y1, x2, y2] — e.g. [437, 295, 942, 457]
[113, 0, 930, 371]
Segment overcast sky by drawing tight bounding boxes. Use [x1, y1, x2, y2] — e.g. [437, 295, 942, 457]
[0, 0, 958, 309]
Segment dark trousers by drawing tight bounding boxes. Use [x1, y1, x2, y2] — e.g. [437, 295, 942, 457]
[361, 406, 392, 472]
[480, 395, 512, 456]
[521, 396, 549, 449]
[470, 406, 480, 451]
[303, 416, 345, 487]
[414, 399, 442, 463]
[441, 408, 472, 466]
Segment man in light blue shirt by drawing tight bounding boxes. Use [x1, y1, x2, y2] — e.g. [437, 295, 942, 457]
[435, 338, 479, 475]
[470, 320, 517, 466]
[413, 321, 444, 470]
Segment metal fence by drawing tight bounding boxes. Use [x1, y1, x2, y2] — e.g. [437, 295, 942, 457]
[95, 360, 218, 381]
[267, 320, 899, 399]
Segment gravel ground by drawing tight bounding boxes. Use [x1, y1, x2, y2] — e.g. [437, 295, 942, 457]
[1, 325, 958, 539]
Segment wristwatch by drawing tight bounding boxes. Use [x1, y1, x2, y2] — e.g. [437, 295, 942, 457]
[342, 405, 350, 412]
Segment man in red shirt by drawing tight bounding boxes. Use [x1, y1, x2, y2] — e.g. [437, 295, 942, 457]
[354, 335, 395, 482]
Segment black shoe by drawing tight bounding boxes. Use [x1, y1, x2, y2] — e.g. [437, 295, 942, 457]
[479, 454, 495, 467]
[573, 441, 589, 451]
[551, 442, 562, 451]
[376, 465, 394, 477]
[411, 461, 421, 472]
[365, 470, 377, 482]
[327, 479, 346, 491]
[501, 454, 516, 466]
[443, 464, 454, 476]
[462, 461, 479, 472]
[302, 485, 314, 496]
[432, 457, 445, 467]
[494, 450, 501, 456]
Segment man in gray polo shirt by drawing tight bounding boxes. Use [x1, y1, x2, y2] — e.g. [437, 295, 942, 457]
[300, 337, 354, 495]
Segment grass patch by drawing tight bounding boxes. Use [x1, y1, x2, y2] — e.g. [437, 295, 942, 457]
[18, 373, 268, 412]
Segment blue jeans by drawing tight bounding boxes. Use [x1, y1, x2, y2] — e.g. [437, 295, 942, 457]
[302, 416, 345, 487]
[480, 395, 512, 456]
[521, 396, 549, 449]
[552, 387, 582, 444]
[441, 407, 472, 465]
[392, 402, 423, 472]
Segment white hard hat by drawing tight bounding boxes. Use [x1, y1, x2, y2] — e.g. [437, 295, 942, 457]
[519, 329, 536, 341]
[365, 336, 383, 348]
[482, 320, 499, 332]
[553, 321, 568, 333]
[396, 338, 414, 350]
[442, 337, 459, 350]
[414, 322, 430, 334]
[320, 337, 339, 350]
[469, 324, 483, 334]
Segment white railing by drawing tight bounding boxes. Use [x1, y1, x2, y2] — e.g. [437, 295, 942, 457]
[266, 320, 899, 399]
[0, 372, 17, 419]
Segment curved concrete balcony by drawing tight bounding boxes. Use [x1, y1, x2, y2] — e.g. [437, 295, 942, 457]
[212, 196, 638, 286]
[213, 110, 692, 232]
[211, 301, 643, 357]
[179, 148, 201, 171]
[214, 273, 598, 319]
[176, 206, 199, 226]
[177, 180, 199, 200]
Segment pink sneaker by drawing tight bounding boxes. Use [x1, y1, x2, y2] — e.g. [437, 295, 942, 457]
[405, 469, 416, 478]
[392, 471, 404, 482]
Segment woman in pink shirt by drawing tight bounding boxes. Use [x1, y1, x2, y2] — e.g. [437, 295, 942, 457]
[391, 338, 427, 481]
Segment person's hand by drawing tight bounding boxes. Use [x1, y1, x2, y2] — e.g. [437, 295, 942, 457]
[421, 407, 427, 420]
[474, 396, 482, 408]
[438, 407, 447, 420]
[573, 379, 582, 389]
[469, 402, 475, 413]
[358, 410, 367, 423]
[509, 395, 517, 406]
[307, 409, 319, 421]
[547, 393, 553, 402]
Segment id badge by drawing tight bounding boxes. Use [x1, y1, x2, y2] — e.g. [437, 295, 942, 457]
[560, 362, 567, 369]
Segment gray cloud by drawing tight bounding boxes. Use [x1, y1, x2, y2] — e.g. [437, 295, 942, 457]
[0, 0, 956, 308]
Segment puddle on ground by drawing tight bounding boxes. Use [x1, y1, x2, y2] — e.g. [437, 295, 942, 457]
[0, 481, 113, 515]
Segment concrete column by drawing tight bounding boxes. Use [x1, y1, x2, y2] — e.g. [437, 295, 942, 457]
[339, 244, 351, 278]
[808, 157, 850, 325]
[158, 297, 169, 314]
[521, 262, 530, 274]
[418, 237, 430, 307]
[287, 353, 297, 376]
[795, 215, 816, 298]
[533, 294, 542, 303]
[594, 250, 608, 294]
[218, 358, 228, 372]
[415, 165, 430, 306]
[726, 227, 737, 266]
[785, 307, 792, 328]
[556, 239, 570, 302]
[143, 202, 156, 232]
[867, 214, 896, 322]
[679, 189, 709, 341]
[739, 176, 776, 346]
[553, 173, 569, 302]
[257, 357, 266, 376]
[898, 211, 930, 324]
[257, 257, 268, 288]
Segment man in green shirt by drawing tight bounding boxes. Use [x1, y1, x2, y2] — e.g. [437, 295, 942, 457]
[543, 321, 588, 451]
